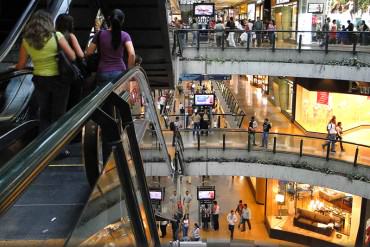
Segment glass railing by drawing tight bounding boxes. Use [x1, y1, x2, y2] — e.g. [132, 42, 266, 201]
[151, 129, 369, 167]
[172, 29, 370, 55]
[0, 67, 164, 246]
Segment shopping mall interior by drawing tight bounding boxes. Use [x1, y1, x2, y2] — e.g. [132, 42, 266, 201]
[0, 0, 369, 247]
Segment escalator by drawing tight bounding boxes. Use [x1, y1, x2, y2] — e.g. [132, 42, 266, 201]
[0, 67, 171, 246]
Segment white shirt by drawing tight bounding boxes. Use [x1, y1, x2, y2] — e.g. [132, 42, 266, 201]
[242, 208, 251, 219]
[227, 213, 237, 225]
[213, 205, 220, 215]
[159, 96, 166, 105]
[327, 123, 337, 135]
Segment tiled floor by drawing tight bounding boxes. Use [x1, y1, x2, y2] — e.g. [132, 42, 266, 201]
[149, 176, 305, 246]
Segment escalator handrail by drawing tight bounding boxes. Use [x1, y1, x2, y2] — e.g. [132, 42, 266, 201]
[0, 66, 164, 213]
[0, 0, 38, 63]
[0, 120, 39, 151]
[0, 68, 33, 82]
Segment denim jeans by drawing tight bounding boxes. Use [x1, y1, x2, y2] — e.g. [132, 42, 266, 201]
[249, 132, 256, 145]
[262, 132, 269, 148]
[97, 70, 123, 87]
[192, 31, 198, 45]
[32, 75, 70, 132]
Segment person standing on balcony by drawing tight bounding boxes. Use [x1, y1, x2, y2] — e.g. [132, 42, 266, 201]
[261, 118, 272, 148]
[215, 19, 225, 48]
[248, 116, 258, 146]
[253, 17, 263, 47]
[329, 19, 337, 44]
[191, 18, 198, 46]
[320, 17, 330, 47]
[267, 20, 276, 45]
[192, 112, 201, 136]
[226, 17, 236, 47]
[183, 190, 192, 215]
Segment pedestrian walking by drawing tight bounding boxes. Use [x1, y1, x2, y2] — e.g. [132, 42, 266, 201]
[192, 112, 201, 135]
[171, 117, 182, 146]
[322, 116, 337, 152]
[160, 220, 168, 238]
[183, 190, 192, 215]
[191, 223, 201, 241]
[158, 94, 167, 115]
[336, 122, 345, 152]
[248, 116, 258, 146]
[241, 203, 252, 231]
[261, 118, 272, 148]
[212, 200, 220, 230]
[169, 191, 178, 215]
[182, 214, 190, 240]
[227, 210, 238, 240]
[235, 200, 243, 229]
[172, 215, 180, 241]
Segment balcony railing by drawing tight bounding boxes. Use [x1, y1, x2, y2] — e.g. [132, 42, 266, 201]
[172, 29, 370, 56]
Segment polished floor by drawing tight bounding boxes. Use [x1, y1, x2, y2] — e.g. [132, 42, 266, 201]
[150, 176, 305, 246]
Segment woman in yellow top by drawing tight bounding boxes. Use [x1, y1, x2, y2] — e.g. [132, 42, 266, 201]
[15, 10, 76, 132]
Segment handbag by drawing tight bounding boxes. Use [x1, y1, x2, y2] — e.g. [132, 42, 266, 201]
[54, 33, 84, 84]
[86, 31, 101, 73]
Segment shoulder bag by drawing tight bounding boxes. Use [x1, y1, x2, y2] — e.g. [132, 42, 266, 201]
[54, 33, 84, 84]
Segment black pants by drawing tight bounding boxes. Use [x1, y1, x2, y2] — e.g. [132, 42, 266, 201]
[213, 214, 219, 230]
[336, 135, 344, 150]
[32, 76, 70, 132]
[242, 218, 251, 230]
[229, 224, 235, 239]
[160, 224, 167, 237]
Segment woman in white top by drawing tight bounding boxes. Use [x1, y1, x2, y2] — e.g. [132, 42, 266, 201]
[191, 223, 201, 241]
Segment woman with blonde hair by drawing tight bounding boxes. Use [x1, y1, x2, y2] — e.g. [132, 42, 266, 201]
[16, 10, 76, 132]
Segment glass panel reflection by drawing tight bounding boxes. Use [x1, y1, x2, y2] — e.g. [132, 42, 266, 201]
[65, 154, 135, 247]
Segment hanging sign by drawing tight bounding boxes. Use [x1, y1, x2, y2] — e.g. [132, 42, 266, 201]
[317, 91, 329, 105]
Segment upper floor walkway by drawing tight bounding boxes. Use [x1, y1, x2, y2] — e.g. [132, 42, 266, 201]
[172, 29, 370, 82]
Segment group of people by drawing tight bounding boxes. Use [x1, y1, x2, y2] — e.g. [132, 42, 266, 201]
[162, 190, 201, 242]
[164, 190, 253, 242]
[15, 9, 135, 143]
[322, 116, 345, 152]
[319, 17, 369, 46]
[248, 116, 272, 148]
[227, 200, 252, 240]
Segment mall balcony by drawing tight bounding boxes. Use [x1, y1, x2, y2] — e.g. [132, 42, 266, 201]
[171, 29, 370, 82]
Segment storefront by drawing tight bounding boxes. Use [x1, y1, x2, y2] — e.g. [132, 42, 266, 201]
[256, 0, 264, 19]
[265, 178, 361, 246]
[297, 0, 370, 44]
[295, 84, 370, 133]
[268, 77, 294, 119]
[271, 0, 298, 41]
[236, 3, 248, 20]
[252, 75, 269, 94]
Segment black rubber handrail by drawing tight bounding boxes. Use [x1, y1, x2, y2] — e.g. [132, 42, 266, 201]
[0, 68, 33, 82]
[0, 0, 38, 62]
[0, 66, 156, 213]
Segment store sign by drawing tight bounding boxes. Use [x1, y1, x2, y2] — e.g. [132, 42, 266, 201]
[348, 81, 370, 96]
[317, 91, 329, 105]
[240, 4, 247, 14]
[307, 3, 324, 13]
[276, 0, 290, 4]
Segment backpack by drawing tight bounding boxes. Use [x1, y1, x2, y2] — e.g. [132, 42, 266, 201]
[170, 121, 175, 131]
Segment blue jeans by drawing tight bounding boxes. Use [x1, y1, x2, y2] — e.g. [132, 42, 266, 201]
[182, 225, 188, 237]
[97, 70, 123, 87]
[262, 132, 269, 148]
[193, 122, 200, 135]
[192, 31, 198, 45]
[323, 134, 337, 151]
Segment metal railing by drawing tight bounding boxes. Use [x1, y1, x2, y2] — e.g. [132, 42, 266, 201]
[146, 128, 370, 168]
[172, 29, 370, 55]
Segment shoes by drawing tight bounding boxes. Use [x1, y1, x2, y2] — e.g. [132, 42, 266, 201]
[331, 150, 336, 153]
[341, 149, 345, 152]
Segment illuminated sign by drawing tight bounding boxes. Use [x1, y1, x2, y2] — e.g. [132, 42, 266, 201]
[316, 91, 329, 105]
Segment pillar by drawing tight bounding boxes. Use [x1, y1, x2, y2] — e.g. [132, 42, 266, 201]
[256, 178, 266, 204]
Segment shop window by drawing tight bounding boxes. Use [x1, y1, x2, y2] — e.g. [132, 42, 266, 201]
[266, 179, 361, 246]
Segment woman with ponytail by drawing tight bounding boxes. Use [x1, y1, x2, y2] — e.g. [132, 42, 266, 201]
[86, 9, 135, 86]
